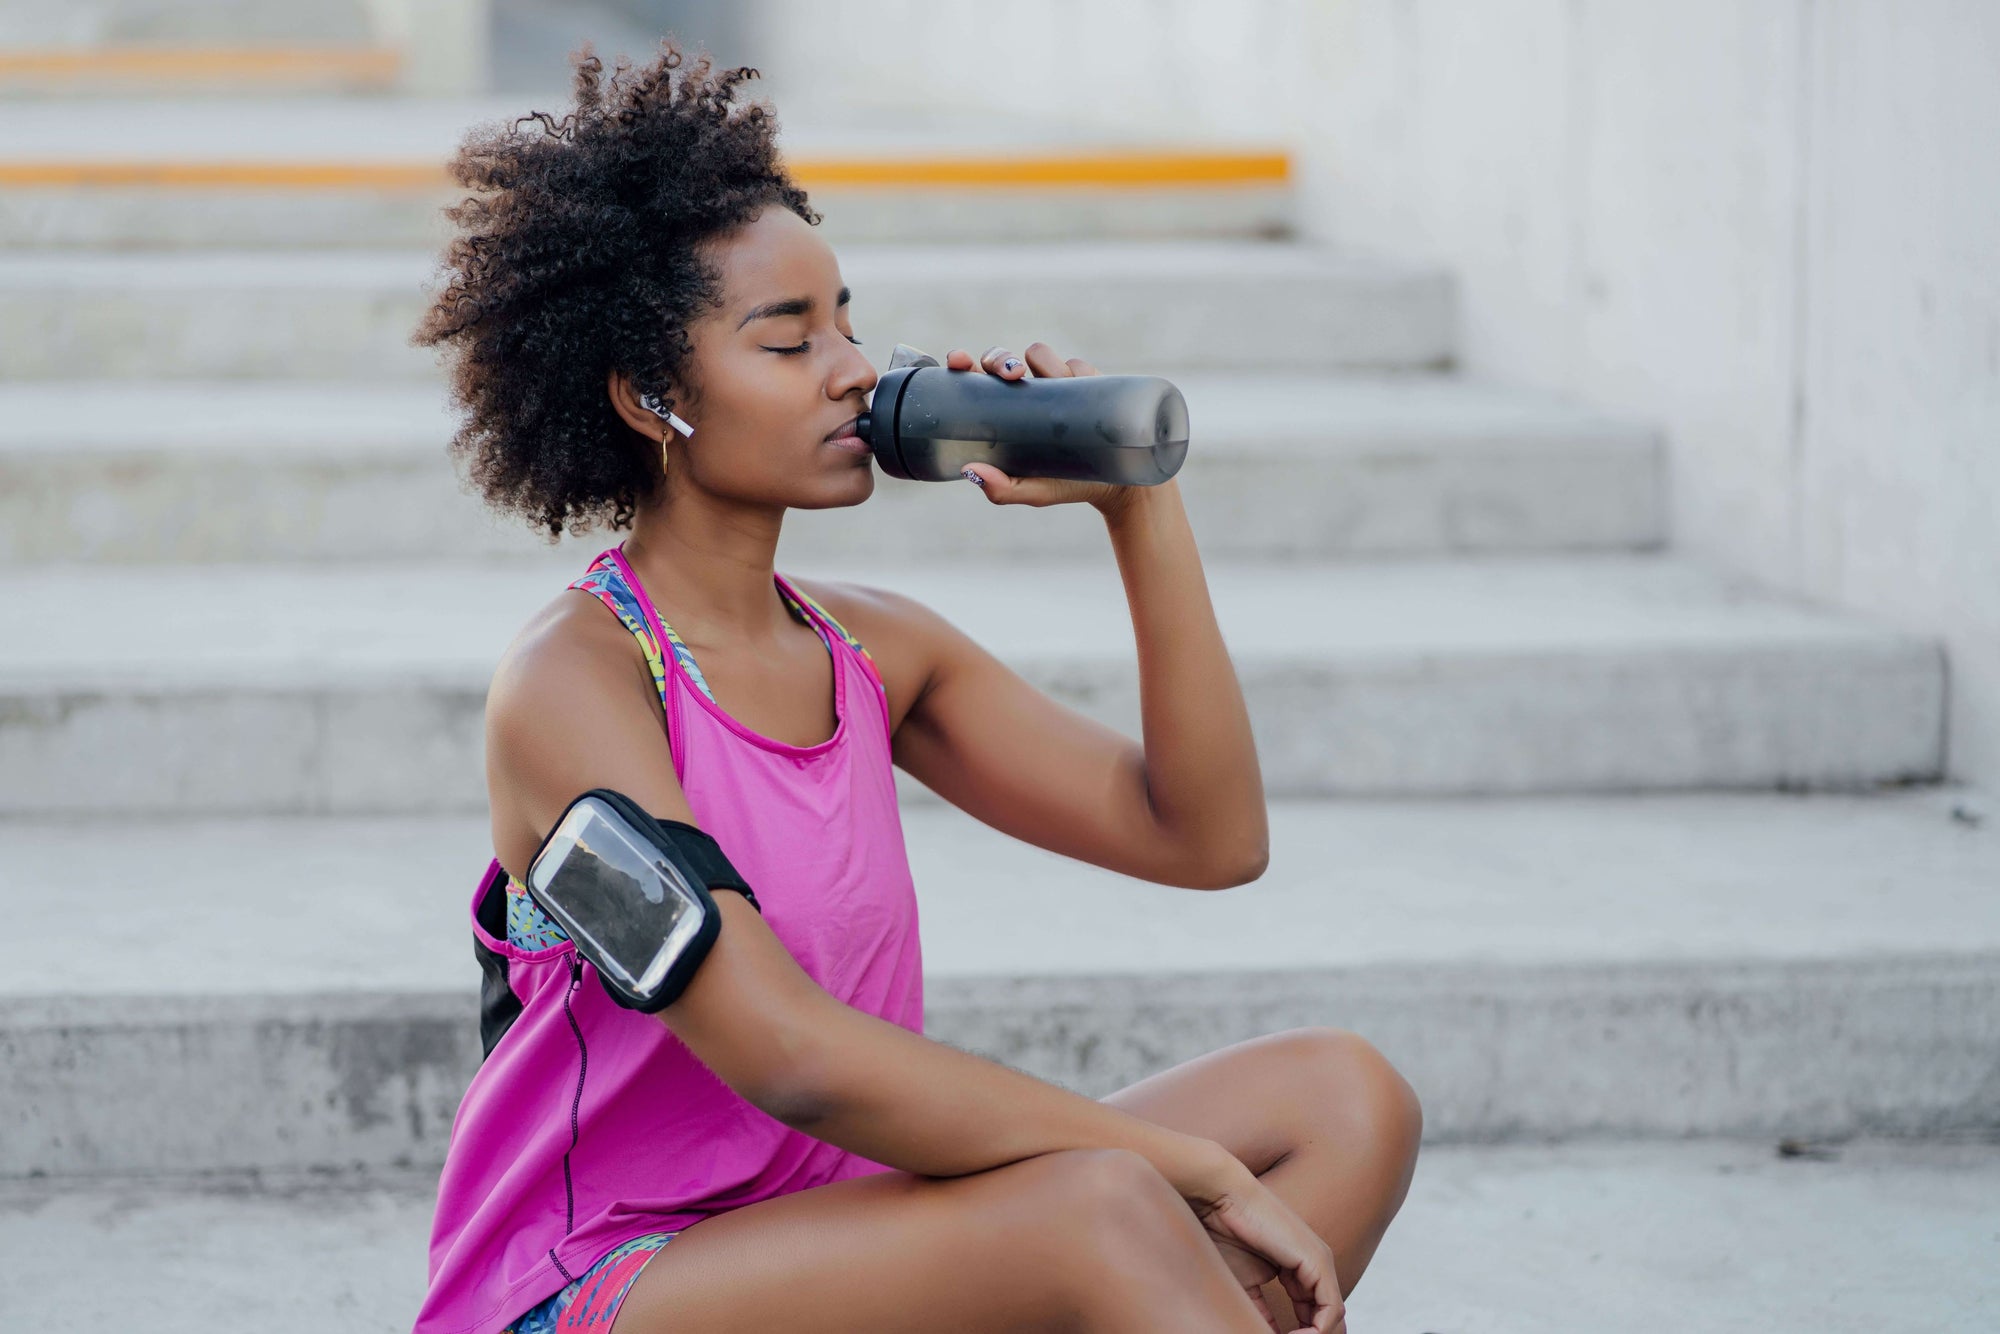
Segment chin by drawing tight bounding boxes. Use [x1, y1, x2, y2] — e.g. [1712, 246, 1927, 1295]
[791, 466, 875, 510]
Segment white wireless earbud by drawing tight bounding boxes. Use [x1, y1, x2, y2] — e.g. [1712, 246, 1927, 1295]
[639, 392, 694, 439]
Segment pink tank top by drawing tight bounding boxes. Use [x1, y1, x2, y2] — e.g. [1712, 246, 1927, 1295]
[413, 543, 925, 1334]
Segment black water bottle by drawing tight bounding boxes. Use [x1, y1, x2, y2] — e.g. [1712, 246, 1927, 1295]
[855, 344, 1189, 485]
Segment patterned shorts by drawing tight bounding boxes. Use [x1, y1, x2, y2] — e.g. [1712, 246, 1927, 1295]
[502, 1231, 679, 1333]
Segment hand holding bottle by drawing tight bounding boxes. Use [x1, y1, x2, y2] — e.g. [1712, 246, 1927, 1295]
[941, 341, 1145, 516]
[856, 339, 1188, 502]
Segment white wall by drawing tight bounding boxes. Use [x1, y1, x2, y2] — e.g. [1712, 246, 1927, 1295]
[750, 0, 2000, 784]
[1305, 0, 2000, 784]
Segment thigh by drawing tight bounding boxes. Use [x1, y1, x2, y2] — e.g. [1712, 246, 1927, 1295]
[606, 1148, 1160, 1334]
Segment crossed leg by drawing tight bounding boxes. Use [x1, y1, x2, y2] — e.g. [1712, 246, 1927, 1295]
[604, 1025, 1421, 1332]
[1097, 1025, 1426, 1328]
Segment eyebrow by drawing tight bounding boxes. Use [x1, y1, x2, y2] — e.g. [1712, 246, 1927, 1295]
[736, 285, 851, 331]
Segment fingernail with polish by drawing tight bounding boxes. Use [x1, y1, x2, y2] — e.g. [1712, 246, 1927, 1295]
[962, 469, 985, 487]
[1003, 358, 1021, 372]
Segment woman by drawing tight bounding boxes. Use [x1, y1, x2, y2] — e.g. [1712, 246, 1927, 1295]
[410, 39, 1421, 1334]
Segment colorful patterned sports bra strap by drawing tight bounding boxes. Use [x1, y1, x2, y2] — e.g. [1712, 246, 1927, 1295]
[568, 546, 885, 708]
[780, 578, 888, 701]
[566, 552, 679, 706]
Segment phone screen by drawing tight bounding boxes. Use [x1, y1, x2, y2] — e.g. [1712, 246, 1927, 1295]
[528, 797, 705, 993]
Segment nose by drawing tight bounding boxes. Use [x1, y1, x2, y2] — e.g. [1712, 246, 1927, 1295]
[832, 337, 878, 403]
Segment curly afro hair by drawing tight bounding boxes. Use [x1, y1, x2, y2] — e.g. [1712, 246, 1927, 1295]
[413, 38, 819, 541]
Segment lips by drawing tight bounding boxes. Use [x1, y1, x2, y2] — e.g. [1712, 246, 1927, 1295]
[824, 415, 862, 443]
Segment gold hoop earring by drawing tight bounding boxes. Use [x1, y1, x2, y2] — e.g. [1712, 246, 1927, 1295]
[660, 427, 670, 475]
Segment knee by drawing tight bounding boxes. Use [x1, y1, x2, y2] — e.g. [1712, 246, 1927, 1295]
[1037, 1147, 1202, 1268]
[1275, 1027, 1424, 1162]
[1022, 1148, 1229, 1328]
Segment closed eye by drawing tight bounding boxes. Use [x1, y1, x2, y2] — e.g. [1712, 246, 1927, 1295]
[764, 336, 864, 355]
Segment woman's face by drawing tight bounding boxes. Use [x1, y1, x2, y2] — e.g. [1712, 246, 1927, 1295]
[617, 203, 880, 510]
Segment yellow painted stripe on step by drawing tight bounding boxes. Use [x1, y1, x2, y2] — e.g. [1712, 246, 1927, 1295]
[790, 151, 1291, 190]
[0, 46, 401, 83]
[0, 150, 1288, 193]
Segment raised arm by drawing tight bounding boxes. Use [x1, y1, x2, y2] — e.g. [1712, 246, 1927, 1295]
[483, 594, 1250, 1202]
[822, 341, 1270, 892]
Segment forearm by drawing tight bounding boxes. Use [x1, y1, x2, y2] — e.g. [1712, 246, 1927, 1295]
[1101, 479, 1268, 877]
[773, 988, 1247, 1204]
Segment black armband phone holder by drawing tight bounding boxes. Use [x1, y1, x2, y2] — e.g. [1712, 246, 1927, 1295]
[523, 787, 760, 1012]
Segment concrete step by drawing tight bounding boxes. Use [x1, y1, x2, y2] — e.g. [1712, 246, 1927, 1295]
[0, 376, 1664, 565]
[0, 46, 403, 98]
[0, 98, 1293, 244]
[0, 6, 374, 47]
[0, 554, 1942, 815]
[0, 242, 1452, 381]
[5, 1137, 1995, 1332]
[3, 787, 1994, 1177]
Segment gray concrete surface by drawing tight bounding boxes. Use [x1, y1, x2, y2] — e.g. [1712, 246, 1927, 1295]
[7, 789, 1993, 998]
[14, 954, 1995, 1174]
[0, 0, 375, 47]
[0, 374, 1664, 564]
[0, 96, 1270, 164]
[3, 1137, 1994, 1332]
[1, 552, 1927, 691]
[0, 183, 1296, 250]
[5, 788, 1994, 1172]
[0, 553, 1946, 815]
[0, 242, 1453, 380]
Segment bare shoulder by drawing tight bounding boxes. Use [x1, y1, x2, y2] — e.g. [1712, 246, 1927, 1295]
[489, 584, 658, 726]
[783, 574, 951, 734]
[485, 585, 682, 878]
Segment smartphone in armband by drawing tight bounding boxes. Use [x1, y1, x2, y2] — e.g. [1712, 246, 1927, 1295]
[524, 788, 761, 1012]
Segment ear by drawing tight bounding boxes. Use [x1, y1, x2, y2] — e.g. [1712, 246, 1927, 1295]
[607, 367, 693, 440]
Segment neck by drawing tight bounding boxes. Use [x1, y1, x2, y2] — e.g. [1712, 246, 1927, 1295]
[620, 490, 799, 646]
